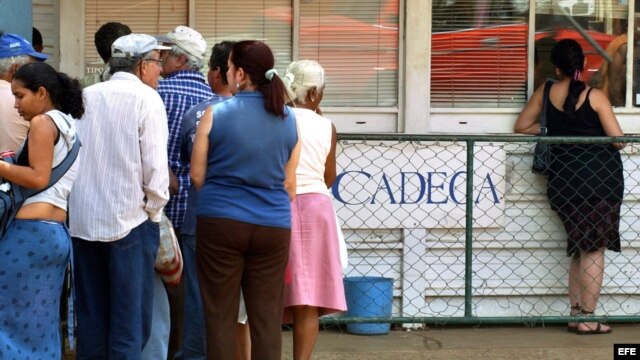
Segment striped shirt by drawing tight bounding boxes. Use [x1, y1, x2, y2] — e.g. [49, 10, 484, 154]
[158, 70, 212, 230]
[69, 72, 170, 241]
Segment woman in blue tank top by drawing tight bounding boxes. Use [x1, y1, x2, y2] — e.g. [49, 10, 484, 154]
[191, 40, 300, 360]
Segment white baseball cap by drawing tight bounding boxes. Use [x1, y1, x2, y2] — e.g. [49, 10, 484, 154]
[111, 34, 171, 58]
[166, 26, 206, 60]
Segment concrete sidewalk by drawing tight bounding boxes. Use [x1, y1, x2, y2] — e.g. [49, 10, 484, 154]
[282, 324, 640, 359]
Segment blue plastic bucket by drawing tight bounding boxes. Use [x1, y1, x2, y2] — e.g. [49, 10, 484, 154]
[343, 276, 393, 335]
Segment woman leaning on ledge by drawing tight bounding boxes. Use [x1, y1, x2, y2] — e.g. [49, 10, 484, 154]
[515, 39, 624, 335]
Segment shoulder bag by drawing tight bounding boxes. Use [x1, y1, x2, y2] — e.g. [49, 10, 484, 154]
[532, 80, 553, 175]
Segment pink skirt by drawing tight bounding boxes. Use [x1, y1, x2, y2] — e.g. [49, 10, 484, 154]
[282, 193, 347, 323]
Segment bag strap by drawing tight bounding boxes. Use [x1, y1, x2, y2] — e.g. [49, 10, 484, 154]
[539, 80, 553, 136]
[21, 139, 81, 199]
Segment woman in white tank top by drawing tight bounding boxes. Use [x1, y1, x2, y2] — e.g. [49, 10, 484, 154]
[281, 60, 347, 360]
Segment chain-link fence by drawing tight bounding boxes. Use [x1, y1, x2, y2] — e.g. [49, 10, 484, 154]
[325, 134, 640, 327]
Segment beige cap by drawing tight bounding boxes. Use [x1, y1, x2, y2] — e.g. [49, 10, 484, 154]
[166, 26, 206, 60]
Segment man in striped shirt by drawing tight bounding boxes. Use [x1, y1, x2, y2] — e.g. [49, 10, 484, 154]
[156, 25, 212, 359]
[69, 34, 171, 360]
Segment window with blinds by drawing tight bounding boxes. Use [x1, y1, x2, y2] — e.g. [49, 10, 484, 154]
[83, 0, 399, 109]
[430, 0, 529, 108]
[84, 0, 187, 76]
[195, 0, 398, 108]
[299, 0, 399, 107]
[194, 0, 293, 77]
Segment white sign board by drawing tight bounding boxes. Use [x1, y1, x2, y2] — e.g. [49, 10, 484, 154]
[331, 141, 506, 229]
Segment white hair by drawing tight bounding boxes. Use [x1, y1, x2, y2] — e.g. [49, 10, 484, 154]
[171, 45, 204, 71]
[282, 60, 325, 105]
[0, 55, 30, 76]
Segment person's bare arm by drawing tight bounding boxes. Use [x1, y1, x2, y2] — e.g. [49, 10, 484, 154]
[0, 114, 56, 189]
[590, 88, 625, 149]
[284, 122, 302, 201]
[514, 83, 546, 135]
[323, 123, 337, 188]
[169, 168, 179, 195]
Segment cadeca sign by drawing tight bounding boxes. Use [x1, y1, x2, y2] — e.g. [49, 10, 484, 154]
[331, 142, 506, 229]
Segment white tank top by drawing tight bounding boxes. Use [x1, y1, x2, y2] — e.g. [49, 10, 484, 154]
[293, 107, 333, 196]
[22, 109, 80, 210]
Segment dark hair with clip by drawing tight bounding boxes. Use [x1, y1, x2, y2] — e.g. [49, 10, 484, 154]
[229, 40, 287, 117]
[551, 39, 586, 119]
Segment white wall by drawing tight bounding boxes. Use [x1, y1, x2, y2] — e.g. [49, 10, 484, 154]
[58, 0, 84, 77]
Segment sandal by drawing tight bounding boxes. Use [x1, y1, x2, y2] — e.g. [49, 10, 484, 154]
[567, 305, 581, 333]
[575, 311, 612, 335]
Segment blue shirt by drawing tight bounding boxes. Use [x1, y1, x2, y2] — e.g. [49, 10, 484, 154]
[158, 70, 212, 230]
[196, 91, 298, 229]
[179, 94, 229, 236]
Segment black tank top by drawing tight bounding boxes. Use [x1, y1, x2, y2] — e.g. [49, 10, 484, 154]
[547, 88, 606, 137]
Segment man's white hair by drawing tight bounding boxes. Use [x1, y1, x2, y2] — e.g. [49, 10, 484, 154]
[171, 45, 204, 71]
[0, 55, 30, 76]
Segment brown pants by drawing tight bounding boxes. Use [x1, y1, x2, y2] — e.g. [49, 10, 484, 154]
[196, 217, 290, 360]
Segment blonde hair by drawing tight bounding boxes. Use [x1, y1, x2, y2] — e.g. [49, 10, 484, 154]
[281, 60, 325, 105]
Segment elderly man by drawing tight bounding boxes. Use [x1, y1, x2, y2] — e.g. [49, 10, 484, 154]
[157, 25, 212, 359]
[69, 34, 171, 360]
[159, 25, 211, 234]
[0, 32, 47, 152]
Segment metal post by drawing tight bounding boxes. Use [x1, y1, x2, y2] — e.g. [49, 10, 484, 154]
[464, 140, 475, 318]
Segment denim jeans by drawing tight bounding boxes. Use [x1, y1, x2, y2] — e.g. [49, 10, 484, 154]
[73, 219, 159, 360]
[179, 234, 206, 360]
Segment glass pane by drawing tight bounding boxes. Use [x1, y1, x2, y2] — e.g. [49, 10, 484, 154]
[535, 0, 629, 106]
[633, 3, 640, 107]
[299, 0, 400, 107]
[195, 0, 292, 77]
[431, 0, 530, 108]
